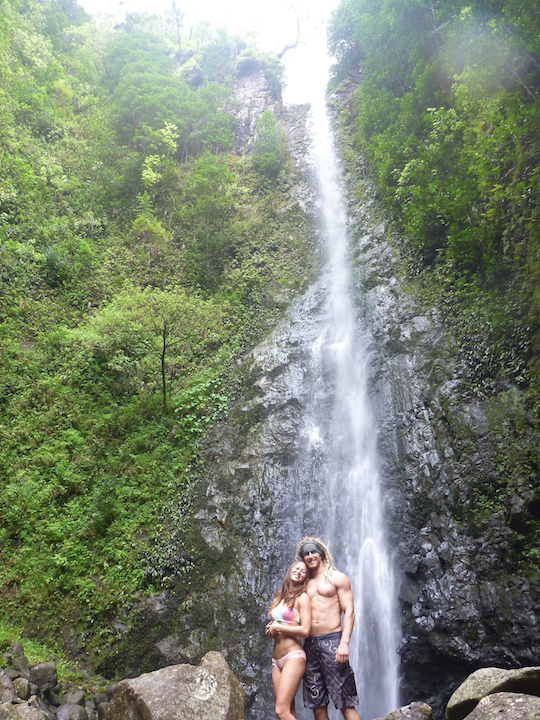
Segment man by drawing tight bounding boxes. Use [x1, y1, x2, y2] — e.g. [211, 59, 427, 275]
[297, 537, 361, 720]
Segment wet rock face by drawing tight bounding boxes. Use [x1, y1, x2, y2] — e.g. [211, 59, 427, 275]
[344, 174, 540, 716]
[232, 70, 275, 152]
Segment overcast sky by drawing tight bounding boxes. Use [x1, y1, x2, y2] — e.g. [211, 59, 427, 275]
[77, 0, 340, 104]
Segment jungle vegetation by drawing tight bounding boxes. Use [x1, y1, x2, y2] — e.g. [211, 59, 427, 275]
[328, 0, 540, 545]
[2, 0, 540, 683]
[0, 0, 313, 668]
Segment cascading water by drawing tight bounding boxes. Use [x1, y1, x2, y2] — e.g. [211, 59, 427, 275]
[298, 92, 401, 720]
[279, 37, 401, 719]
[248, 18, 401, 720]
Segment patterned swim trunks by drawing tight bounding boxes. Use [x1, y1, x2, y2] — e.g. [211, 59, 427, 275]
[303, 631, 358, 709]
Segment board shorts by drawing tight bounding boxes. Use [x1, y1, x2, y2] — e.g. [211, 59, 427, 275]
[303, 631, 358, 710]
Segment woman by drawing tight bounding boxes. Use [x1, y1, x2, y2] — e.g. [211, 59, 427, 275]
[266, 560, 312, 720]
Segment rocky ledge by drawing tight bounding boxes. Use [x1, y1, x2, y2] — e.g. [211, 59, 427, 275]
[0, 641, 115, 720]
[0, 643, 244, 720]
[377, 666, 540, 720]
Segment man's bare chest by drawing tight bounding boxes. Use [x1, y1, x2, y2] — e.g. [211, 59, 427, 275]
[308, 577, 337, 600]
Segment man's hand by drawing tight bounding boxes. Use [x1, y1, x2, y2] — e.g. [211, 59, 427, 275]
[335, 640, 349, 664]
[265, 621, 280, 639]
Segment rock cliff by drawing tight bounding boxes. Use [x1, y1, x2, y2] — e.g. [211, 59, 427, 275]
[335, 103, 540, 715]
[93, 68, 540, 720]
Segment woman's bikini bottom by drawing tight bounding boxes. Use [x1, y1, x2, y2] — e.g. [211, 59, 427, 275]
[271, 649, 307, 671]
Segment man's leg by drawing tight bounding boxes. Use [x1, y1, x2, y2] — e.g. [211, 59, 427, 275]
[313, 707, 330, 720]
[316, 633, 359, 715]
[303, 638, 329, 715]
[341, 708, 361, 720]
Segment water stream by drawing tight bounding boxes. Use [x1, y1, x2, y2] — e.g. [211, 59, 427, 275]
[281, 55, 401, 718]
[297, 91, 400, 720]
[250, 21, 401, 719]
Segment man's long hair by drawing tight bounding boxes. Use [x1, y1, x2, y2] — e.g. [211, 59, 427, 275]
[269, 561, 309, 612]
[296, 536, 336, 583]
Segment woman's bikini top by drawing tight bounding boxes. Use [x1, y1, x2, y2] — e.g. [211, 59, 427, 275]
[270, 603, 300, 624]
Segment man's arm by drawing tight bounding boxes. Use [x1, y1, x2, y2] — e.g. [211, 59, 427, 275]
[335, 572, 355, 663]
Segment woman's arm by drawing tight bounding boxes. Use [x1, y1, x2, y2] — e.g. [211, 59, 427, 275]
[267, 593, 311, 639]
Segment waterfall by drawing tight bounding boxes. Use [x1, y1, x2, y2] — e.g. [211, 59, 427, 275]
[278, 32, 401, 713]
[248, 18, 401, 720]
[297, 92, 401, 720]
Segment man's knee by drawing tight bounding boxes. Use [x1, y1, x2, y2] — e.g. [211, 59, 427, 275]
[341, 708, 361, 720]
[313, 707, 329, 720]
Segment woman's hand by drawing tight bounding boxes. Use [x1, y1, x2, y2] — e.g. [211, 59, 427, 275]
[265, 621, 280, 639]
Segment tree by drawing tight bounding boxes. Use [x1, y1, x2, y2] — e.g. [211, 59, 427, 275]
[252, 109, 289, 180]
[69, 285, 224, 411]
[176, 152, 235, 290]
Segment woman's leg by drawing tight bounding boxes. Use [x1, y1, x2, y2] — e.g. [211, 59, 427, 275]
[274, 658, 306, 720]
[272, 665, 282, 706]
[273, 664, 297, 719]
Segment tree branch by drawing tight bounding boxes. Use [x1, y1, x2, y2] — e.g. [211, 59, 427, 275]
[278, 18, 302, 60]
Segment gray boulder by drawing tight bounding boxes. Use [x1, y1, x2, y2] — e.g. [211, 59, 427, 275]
[0, 670, 16, 704]
[8, 646, 30, 681]
[29, 664, 57, 693]
[0, 698, 51, 720]
[106, 651, 244, 720]
[62, 690, 85, 707]
[25, 697, 55, 720]
[447, 667, 540, 720]
[0, 704, 21, 720]
[12, 679, 34, 701]
[10, 660, 30, 681]
[57, 705, 88, 720]
[465, 692, 540, 719]
[44, 690, 61, 708]
[375, 701, 435, 720]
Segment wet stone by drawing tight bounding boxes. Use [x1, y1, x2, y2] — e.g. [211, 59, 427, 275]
[62, 690, 85, 706]
[29, 663, 57, 692]
[57, 705, 88, 720]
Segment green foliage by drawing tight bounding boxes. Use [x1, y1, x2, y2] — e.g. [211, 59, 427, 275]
[0, 0, 315, 674]
[252, 110, 289, 181]
[195, 28, 243, 84]
[330, 0, 540, 392]
[330, 0, 540, 572]
[173, 374, 230, 439]
[176, 153, 235, 289]
[67, 284, 227, 409]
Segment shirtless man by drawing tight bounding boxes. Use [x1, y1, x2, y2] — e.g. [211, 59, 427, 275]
[297, 537, 361, 720]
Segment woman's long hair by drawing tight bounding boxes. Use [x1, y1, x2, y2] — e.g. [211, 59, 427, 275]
[296, 536, 336, 583]
[269, 561, 309, 612]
